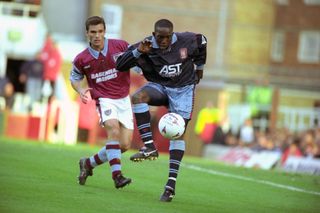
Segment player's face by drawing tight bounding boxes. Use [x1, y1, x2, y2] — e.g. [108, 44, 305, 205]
[153, 27, 173, 50]
[86, 24, 106, 51]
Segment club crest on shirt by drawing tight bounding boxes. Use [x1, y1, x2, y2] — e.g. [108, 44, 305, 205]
[112, 52, 124, 63]
[179, 48, 187, 59]
[104, 109, 112, 116]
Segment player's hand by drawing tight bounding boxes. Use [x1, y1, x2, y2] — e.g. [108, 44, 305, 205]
[79, 88, 93, 104]
[137, 39, 152, 54]
[195, 70, 203, 84]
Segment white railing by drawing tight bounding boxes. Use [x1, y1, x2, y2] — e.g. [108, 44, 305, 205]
[227, 104, 320, 133]
[278, 106, 320, 132]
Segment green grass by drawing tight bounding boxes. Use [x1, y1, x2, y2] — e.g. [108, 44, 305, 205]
[0, 137, 320, 213]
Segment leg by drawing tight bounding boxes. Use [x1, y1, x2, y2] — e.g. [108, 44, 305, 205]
[117, 94, 134, 153]
[104, 119, 131, 188]
[119, 124, 133, 152]
[78, 145, 108, 185]
[78, 120, 119, 185]
[159, 84, 194, 201]
[160, 139, 185, 202]
[130, 84, 168, 161]
[78, 97, 132, 188]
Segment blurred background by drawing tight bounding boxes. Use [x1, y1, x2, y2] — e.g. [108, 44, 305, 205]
[0, 0, 319, 174]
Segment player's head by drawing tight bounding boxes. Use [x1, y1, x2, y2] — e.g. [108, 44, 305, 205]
[85, 16, 106, 50]
[85, 16, 106, 31]
[153, 19, 174, 50]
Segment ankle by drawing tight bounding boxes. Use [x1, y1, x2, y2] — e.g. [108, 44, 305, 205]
[144, 141, 156, 150]
[112, 171, 121, 179]
[85, 158, 93, 170]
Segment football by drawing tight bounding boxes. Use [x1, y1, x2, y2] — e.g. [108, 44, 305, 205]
[158, 113, 185, 139]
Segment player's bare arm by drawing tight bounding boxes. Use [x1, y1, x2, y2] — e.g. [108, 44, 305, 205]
[71, 80, 92, 104]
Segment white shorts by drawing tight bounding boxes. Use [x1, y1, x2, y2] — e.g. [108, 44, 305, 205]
[96, 95, 134, 130]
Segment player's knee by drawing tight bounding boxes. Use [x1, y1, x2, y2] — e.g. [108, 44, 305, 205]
[131, 94, 141, 104]
[112, 128, 121, 138]
[131, 91, 149, 104]
[106, 126, 121, 139]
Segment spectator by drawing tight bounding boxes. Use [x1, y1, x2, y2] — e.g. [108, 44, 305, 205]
[246, 78, 272, 132]
[303, 141, 318, 159]
[194, 101, 223, 144]
[0, 77, 14, 110]
[301, 130, 318, 158]
[224, 130, 238, 146]
[238, 118, 255, 147]
[19, 53, 44, 109]
[314, 127, 320, 158]
[281, 138, 303, 165]
[40, 34, 62, 100]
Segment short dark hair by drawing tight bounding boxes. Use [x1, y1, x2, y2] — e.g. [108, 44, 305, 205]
[154, 19, 173, 31]
[85, 16, 106, 31]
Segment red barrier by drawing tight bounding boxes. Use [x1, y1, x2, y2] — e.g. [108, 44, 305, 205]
[5, 114, 29, 139]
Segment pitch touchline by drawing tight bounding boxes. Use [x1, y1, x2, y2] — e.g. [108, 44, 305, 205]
[182, 163, 320, 196]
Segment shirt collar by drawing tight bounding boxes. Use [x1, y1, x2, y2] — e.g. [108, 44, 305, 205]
[151, 33, 177, 49]
[88, 38, 108, 59]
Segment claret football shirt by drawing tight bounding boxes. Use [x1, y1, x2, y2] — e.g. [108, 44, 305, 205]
[71, 38, 130, 100]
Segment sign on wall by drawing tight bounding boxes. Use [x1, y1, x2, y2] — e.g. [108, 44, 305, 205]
[101, 4, 123, 39]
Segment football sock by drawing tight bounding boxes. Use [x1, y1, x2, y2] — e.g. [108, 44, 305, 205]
[105, 141, 122, 179]
[133, 103, 156, 150]
[88, 145, 108, 168]
[166, 140, 185, 190]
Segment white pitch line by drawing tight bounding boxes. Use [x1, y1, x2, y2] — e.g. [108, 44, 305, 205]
[182, 163, 320, 196]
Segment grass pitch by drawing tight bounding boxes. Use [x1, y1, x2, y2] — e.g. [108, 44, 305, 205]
[0, 137, 319, 213]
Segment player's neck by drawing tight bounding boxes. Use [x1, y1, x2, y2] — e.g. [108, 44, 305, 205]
[90, 44, 104, 52]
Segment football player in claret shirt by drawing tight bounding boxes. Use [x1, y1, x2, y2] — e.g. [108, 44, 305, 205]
[116, 19, 207, 201]
[70, 16, 132, 189]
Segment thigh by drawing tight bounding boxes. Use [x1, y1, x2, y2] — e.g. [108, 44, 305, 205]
[97, 96, 133, 130]
[97, 98, 119, 125]
[132, 82, 168, 106]
[117, 96, 134, 130]
[166, 84, 195, 120]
